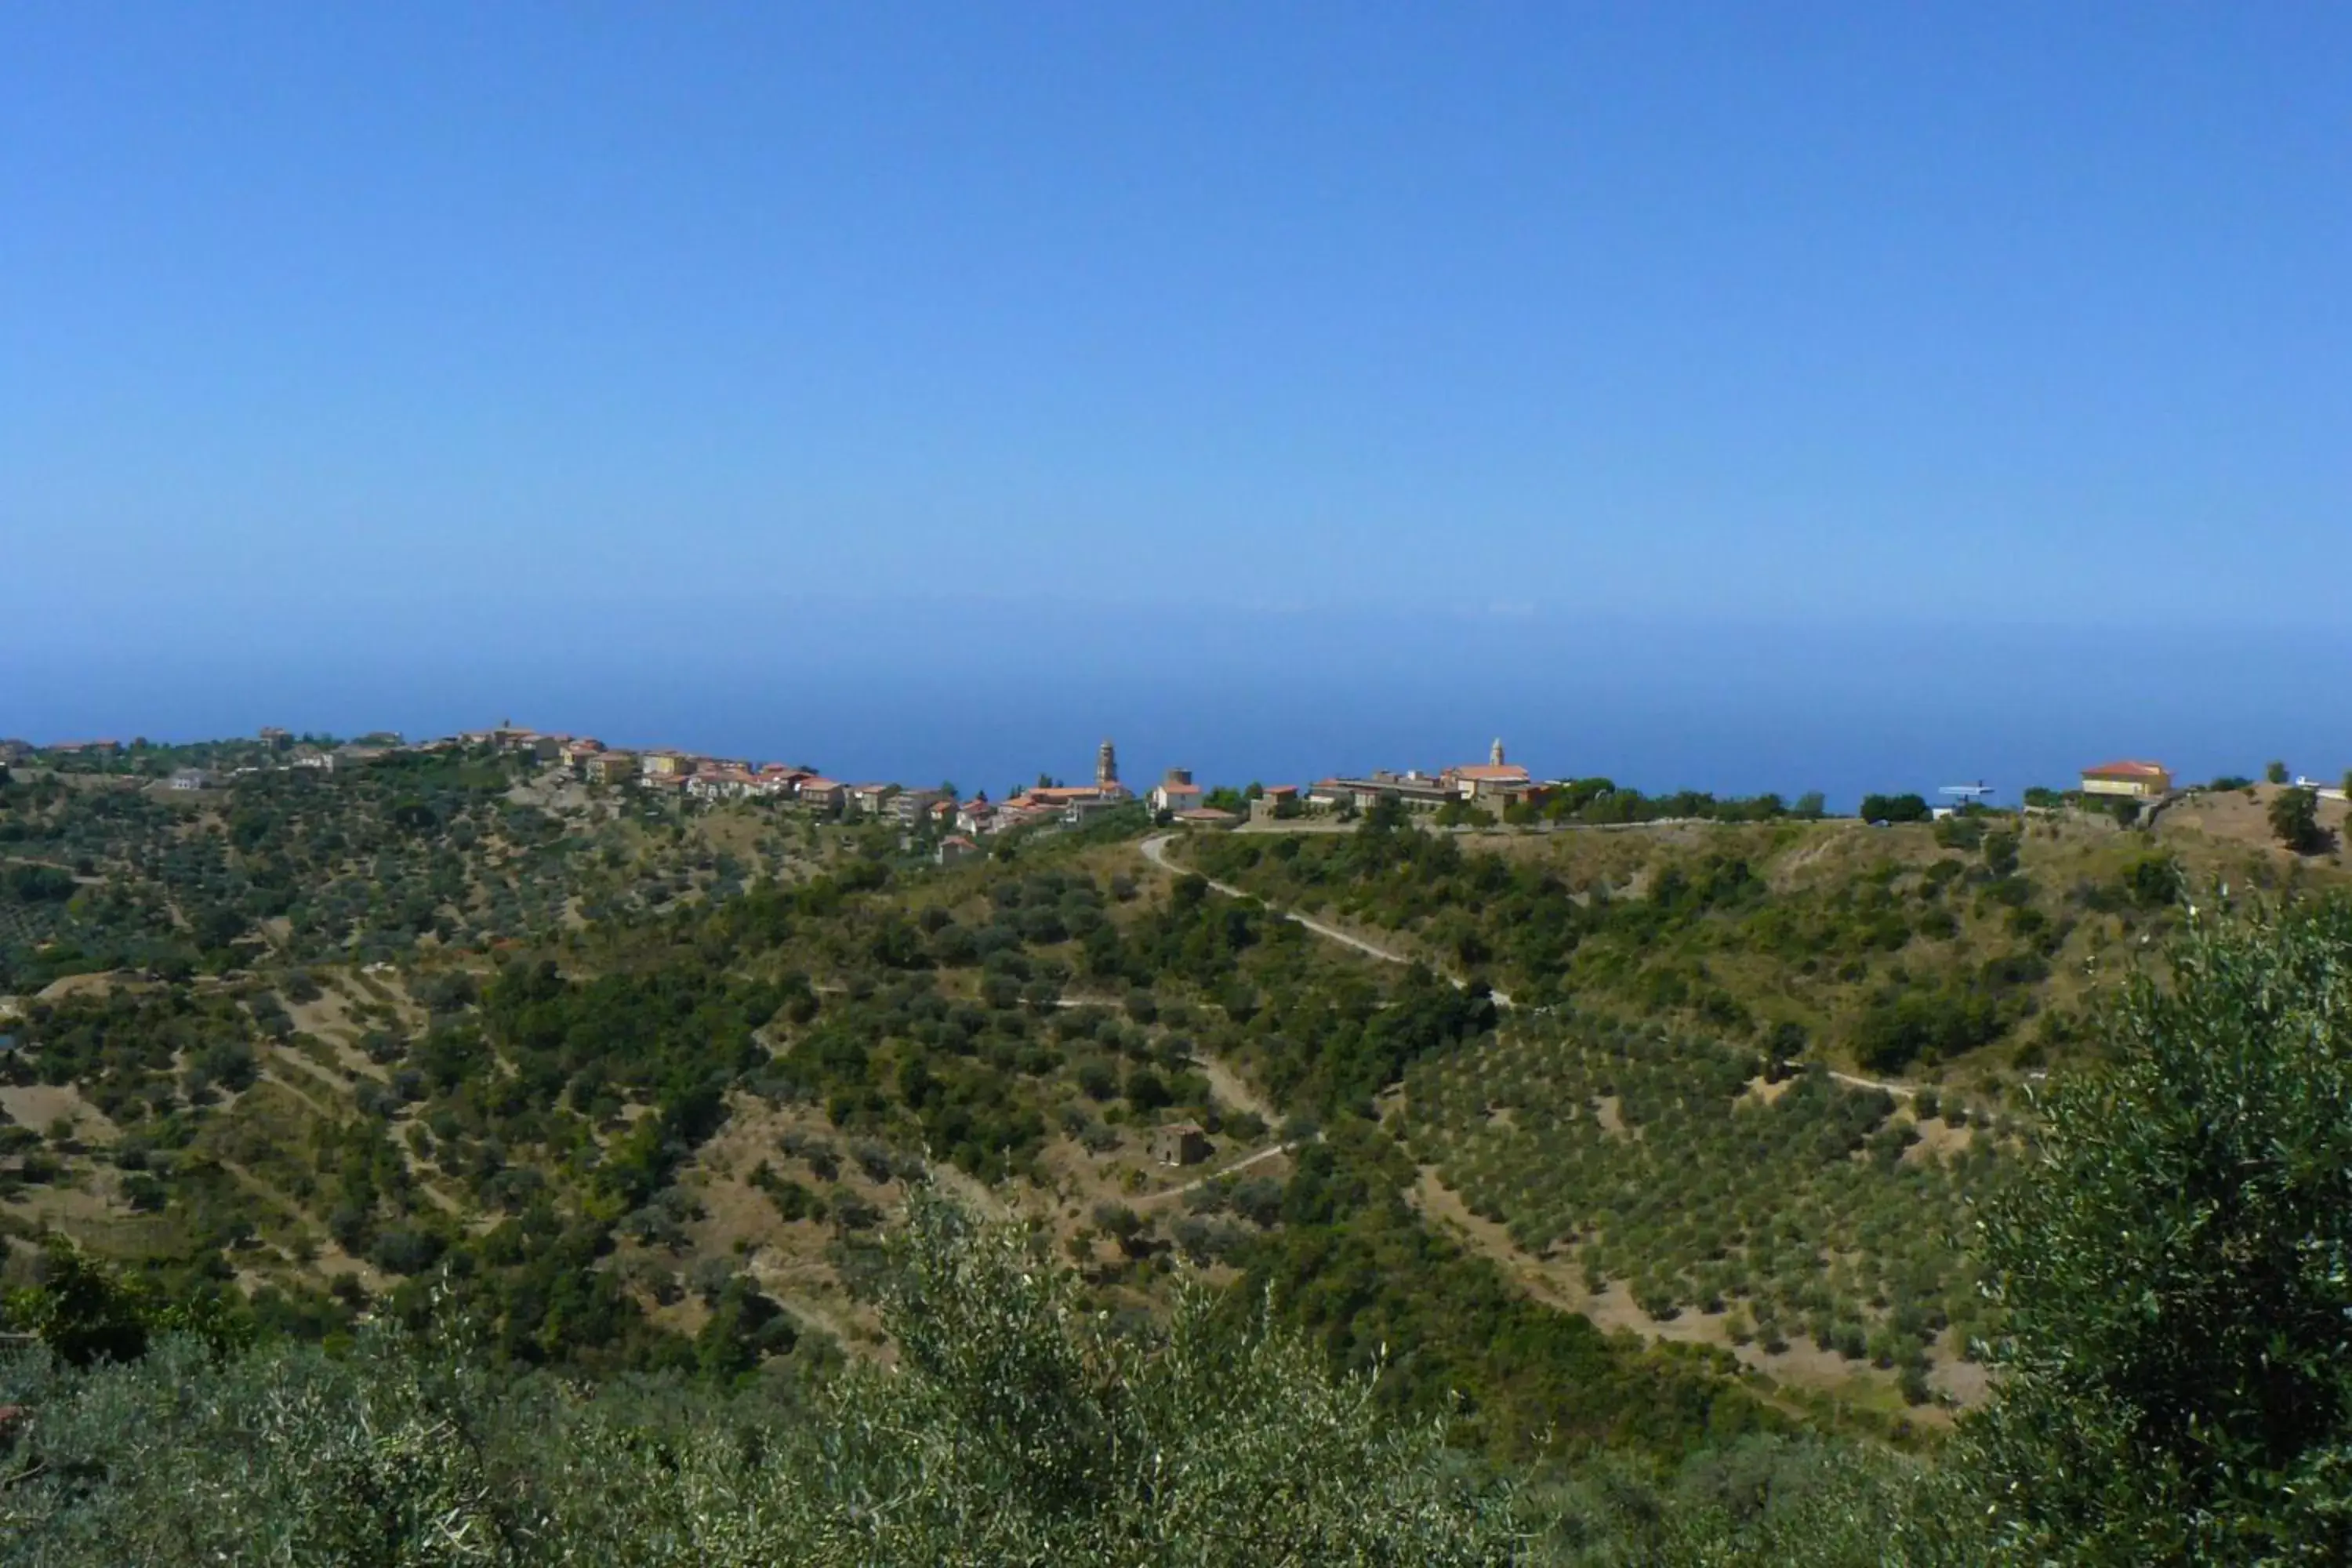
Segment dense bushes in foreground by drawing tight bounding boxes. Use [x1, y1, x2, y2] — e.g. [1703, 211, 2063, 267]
[2, 1192, 1526, 1566]
[1, 1196, 1987, 1566]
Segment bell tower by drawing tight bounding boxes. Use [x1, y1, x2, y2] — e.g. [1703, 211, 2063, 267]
[1490, 737, 1505, 767]
[1097, 738, 1118, 789]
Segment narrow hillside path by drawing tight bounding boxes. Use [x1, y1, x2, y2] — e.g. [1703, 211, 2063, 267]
[1139, 833, 1912, 1094]
[1408, 1162, 1958, 1421]
[256, 1069, 336, 1123]
[1133, 1137, 1312, 1208]
[1828, 1069, 1918, 1099]
[1138, 835, 1515, 1006]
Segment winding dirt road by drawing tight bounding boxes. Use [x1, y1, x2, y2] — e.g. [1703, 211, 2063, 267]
[1137, 833, 1918, 1097]
[1139, 834, 1515, 1007]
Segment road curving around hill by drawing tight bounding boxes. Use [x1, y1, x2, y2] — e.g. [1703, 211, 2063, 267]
[1135, 833, 1930, 1096]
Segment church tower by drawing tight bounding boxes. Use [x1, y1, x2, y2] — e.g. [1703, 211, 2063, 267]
[1490, 738, 1506, 767]
[1097, 739, 1119, 789]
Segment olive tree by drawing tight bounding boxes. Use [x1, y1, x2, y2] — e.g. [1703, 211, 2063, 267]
[1969, 898, 2352, 1562]
[2, 1189, 1523, 1565]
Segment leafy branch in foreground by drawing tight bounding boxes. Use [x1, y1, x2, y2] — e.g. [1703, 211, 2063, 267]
[1969, 896, 2352, 1563]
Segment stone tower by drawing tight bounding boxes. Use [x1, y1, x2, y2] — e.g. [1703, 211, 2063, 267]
[1490, 738, 1505, 767]
[1097, 739, 1118, 789]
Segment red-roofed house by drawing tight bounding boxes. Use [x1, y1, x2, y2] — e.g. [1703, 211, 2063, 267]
[797, 776, 845, 811]
[1149, 768, 1203, 815]
[751, 766, 811, 799]
[688, 766, 757, 800]
[937, 834, 980, 866]
[1443, 740, 1532, 802]
[2081, 760, 2172, 800]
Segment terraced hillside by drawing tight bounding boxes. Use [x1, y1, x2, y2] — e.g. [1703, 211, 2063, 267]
[2, 757, 1774, 1465]
[23, 742, 2345, 1454]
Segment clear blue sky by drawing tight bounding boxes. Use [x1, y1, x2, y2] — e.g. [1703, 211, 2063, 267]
[5, 6, 2350, 790]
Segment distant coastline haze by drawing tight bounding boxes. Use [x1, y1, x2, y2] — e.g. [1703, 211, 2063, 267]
[5, 6, 2347, 802]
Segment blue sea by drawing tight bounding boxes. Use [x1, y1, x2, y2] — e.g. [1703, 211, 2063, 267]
[7, 600, 2347, 812]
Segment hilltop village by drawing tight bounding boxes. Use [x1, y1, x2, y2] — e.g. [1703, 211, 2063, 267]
[9, 724, 2318, 844]
[4, 725, 1555, 840]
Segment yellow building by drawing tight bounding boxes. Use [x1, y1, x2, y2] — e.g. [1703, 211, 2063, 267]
[2080, 760, 2171, 799]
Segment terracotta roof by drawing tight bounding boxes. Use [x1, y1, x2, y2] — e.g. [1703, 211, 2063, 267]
[2082, 760, 2168, 778]
[1450, 764, 1531, 782]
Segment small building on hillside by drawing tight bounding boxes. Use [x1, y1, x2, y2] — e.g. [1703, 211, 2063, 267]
[2081, 760, 2172, 800]
[797, 776, 846, 812]
[1149, 768, 1203, 815]
[889, 787, 949, 826]
[1308, 771, 1454, 812]
[168, 768, 214, 792]
[1062, 796, 1129, 829]
[1149, 1123, 1211, 1167]
[1444, 739, 1534, 803]
[937, 834, 980, 866]
[641, 752, 692, 779]
[0, 739, 33, 766]
[846, 782, 900, 817]
[687, 766, 755, 800]
[1249, 784, 1301, 823]
[585, 751, 638, 785]
[259, 727, 292, 750]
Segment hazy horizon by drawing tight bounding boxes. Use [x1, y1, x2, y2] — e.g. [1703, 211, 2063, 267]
[12, 601, 2344, 811]
[6, 8, 2347, 802]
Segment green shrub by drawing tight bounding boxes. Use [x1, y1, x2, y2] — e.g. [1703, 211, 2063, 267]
[1971, 898, 2352, 1559]
[1, 1192, 1523, 1565]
